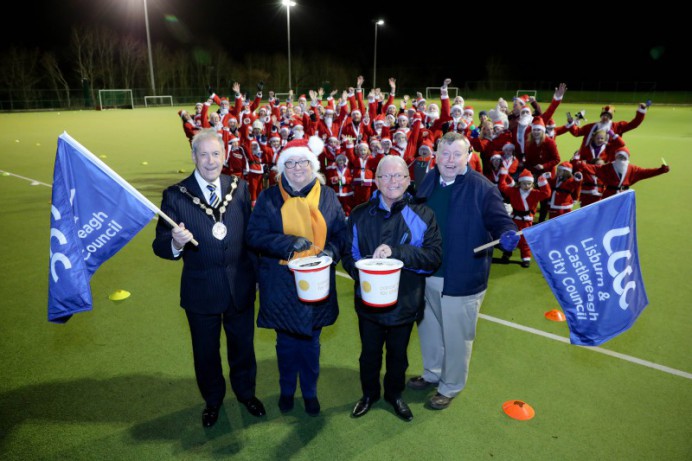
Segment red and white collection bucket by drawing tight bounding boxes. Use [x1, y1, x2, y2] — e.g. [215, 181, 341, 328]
[288, 255, 332, 303]
[354, 258, 404, 307]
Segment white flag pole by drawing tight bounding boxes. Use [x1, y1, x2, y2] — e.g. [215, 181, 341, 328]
[59, 132, 199, 246]
[473, 230, 524, 254]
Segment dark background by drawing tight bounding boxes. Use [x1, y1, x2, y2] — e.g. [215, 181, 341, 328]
[2, 0, 687, 90]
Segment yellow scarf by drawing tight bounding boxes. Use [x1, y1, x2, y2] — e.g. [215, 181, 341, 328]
[279, 178, 327, 264]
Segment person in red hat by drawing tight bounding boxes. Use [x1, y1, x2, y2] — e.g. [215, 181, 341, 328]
[569, 103, 648, 155]
[573, 149, 669, 200]
[266, 133, 284, 186]
[349, 141, 378, 206]
[410, 138, 436, 186]
[246, 135, 348, 417]
[327, 153, 354, 216]
[547, 161, 582, 219]
[178, 109, 200, 146]
[523, 116, 561, 222]
[223, 135, 247, 178]
[498, 169, 552, 267]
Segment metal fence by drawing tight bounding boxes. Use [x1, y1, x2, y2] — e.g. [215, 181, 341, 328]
[2, 82, 691, 112]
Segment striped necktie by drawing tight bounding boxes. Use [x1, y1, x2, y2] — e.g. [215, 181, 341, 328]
[207, 184, 220, 208]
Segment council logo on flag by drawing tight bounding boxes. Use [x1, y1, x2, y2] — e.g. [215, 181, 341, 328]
[523, 191, 648, 346]
[48, 133, 156, 323]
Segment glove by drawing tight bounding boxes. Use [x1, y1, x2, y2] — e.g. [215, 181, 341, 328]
[499, 230, 520, 252]
[207, 85, 214, 96]
[470, 128, 480, 139]
[293, 237, 312, 252]
[257, 80, 264, 91]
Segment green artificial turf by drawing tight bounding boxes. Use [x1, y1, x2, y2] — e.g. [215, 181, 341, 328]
[0, 103, 691, 460]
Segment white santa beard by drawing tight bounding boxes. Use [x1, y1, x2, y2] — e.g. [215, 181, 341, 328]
[613, 160, 629, 176]
[518, 114, 532, 126]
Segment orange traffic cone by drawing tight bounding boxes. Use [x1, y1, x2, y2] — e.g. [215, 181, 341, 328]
[545, 309, 566, 322]
[502, 400, 535, 420]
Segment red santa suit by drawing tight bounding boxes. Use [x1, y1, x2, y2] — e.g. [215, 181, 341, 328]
[574, 152, 668, 199]
[327, 162, 354, 216]
[548, 162, 582, 219]
[242, 140, 268, 205]
[350, 150, 378, 206]
[224, 138, 247, 178]
[570, 105, 646, 152]
[498, 170, 551, 261]
[523, 118, 561, 176]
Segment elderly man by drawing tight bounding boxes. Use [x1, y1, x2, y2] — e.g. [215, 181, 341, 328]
[153, 129, 265, 428]
[408, 131, 519, 410]
[342, 155, 442, 422]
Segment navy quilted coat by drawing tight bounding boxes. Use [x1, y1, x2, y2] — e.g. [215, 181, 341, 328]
[246, 176, 348, 336]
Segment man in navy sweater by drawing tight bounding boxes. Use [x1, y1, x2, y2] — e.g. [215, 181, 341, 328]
[408, 131, 519, 410]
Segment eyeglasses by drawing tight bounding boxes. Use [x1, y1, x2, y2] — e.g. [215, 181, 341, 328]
[377, 173, 409, 181]
[284, 159, 311, 169]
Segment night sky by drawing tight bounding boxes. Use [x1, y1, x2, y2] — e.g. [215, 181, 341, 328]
[2, 0, 687, 90]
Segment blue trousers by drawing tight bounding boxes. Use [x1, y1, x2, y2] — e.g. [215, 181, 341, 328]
[275, 329, 322, 399]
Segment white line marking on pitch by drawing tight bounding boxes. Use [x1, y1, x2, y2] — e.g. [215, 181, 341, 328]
[0, 169, 52, 188]
[335, 270, 692, 380]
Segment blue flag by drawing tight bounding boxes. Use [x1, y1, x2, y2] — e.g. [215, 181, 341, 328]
[48, 133, 156, 323]
[522, 191, 648, 346]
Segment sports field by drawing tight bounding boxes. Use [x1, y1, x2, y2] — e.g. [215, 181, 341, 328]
[1, 103, 691, 460]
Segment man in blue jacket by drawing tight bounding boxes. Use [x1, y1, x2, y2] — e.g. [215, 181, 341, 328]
[407, 131, 519, 410]
[342, 155, 442, 422]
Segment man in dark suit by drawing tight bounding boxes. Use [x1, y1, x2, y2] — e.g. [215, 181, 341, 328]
[153, 128, 265, 428]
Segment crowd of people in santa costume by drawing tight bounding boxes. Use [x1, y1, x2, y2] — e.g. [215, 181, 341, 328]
[177, 77, 670, 267]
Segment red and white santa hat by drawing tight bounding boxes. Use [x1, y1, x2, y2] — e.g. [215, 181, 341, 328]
[614, 147, 630, 160]
[227, 115, 238, 124]
[415, 96, 426, 107]
[546, 118, 556, 129]
[451, 104, 463, 116]
[357, 141, 370, 151]
[463, 106, 474, 115]
[518, 169, 534, 183]
[419, 138, 434, 155]
[298, 94, 307, 102]
[393, 129, 407, 140]
[557, 161, 573, 172]
[228, 134, 239, 144]
[269, 132, 281, 142]
[494, 119, 506, 129]
[178, 110, 187, 118]
[277, 136, 324, 173]
[374, 114, 385, 126]
[397, 113, 409, 121]
[490, 153, 502, 163]
[515, 95, 529, 106]
[381, 136, 392, 146]
[531, 117, 546, 131]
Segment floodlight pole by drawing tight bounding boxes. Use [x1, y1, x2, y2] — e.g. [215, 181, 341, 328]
[283, 1, 296, 92]
[373, 20, 384, 89]
[144, 0, 156, 96]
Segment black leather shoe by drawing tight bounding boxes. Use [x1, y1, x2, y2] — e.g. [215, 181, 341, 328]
[278, 395, 294, 413]
[304, 397, 321, 416]
[241, 396, 266, 417]
[386, 397, 413, 422]
[351, 396, 378, 418]
[202, 405, 220, 428]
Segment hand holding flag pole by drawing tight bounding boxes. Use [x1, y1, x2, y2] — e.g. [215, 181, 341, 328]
[474, 230, 524, 254]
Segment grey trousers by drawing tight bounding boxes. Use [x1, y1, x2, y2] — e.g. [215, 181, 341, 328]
[418, 276, 486, 398]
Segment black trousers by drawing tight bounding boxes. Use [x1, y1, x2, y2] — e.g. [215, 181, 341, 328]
[185, 307, 257, 408]
[357, 316, 414, 401]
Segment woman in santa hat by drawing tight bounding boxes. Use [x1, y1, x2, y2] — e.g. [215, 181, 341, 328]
[246, 136, 348, 417]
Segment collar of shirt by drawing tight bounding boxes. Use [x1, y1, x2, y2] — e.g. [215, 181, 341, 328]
[439, 166, 467, 187]
[194, 169, 222, 204]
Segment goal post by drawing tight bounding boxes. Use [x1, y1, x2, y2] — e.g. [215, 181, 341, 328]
[425, 87, 459, 100]
[144, 95, 174, 107]
[515, 89, 538, 99]
[98, 89, 135, 110]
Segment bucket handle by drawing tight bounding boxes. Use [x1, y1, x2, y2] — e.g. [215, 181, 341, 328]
[287, 244, 324, 265]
